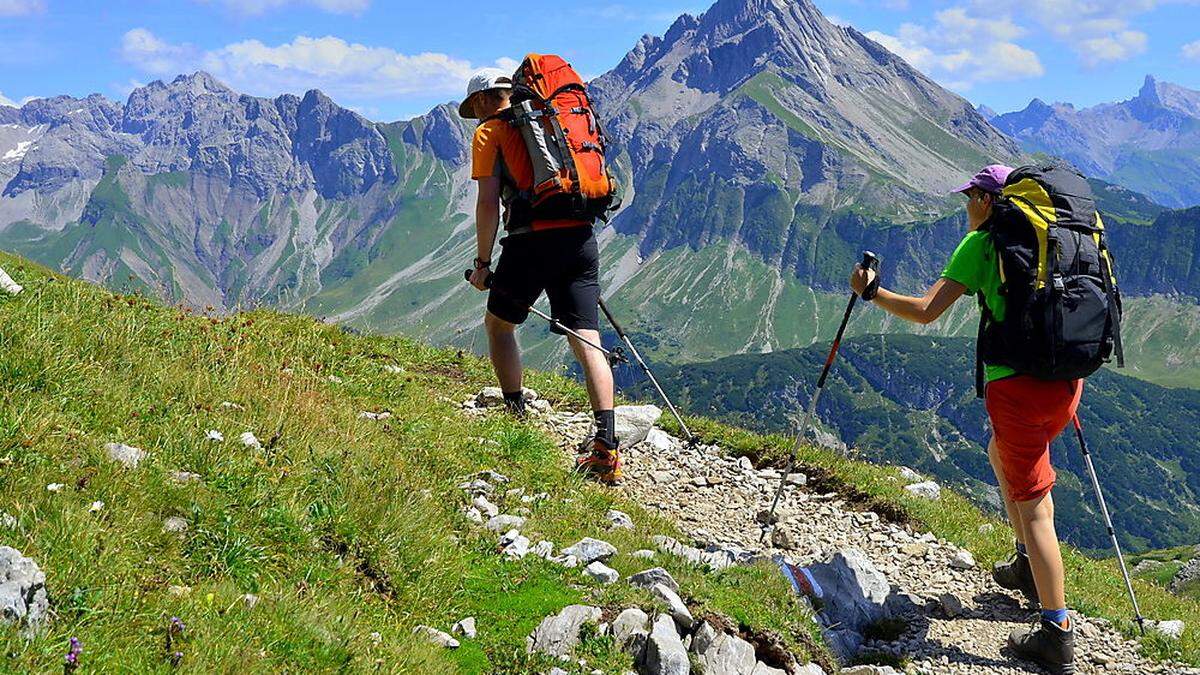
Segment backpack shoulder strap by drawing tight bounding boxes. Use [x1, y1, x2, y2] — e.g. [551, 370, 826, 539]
[1096, 219, 1125, 367]
[975, 299, 990, 398]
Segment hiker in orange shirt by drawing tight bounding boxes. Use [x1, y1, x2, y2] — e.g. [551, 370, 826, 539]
[460, 68, 622, 484]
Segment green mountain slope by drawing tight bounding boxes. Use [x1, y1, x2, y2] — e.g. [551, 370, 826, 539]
[631, 334, 1200, 554]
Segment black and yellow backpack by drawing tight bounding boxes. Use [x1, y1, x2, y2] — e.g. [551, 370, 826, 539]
[975, 164, 1125, 396]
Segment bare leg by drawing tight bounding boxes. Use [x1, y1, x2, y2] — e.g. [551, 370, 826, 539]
[1016, 492, 1067, 612]
[485, 311, 522, 392]
[988, 437, 1027, 546]
[567, 329, 614, 411]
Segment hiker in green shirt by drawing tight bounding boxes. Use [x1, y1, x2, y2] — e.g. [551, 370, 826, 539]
[849, 165, 1080, 675]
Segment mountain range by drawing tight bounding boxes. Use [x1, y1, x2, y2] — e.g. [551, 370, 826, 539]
[2, 0, 1199, 548]
[990, 75, 1200, 209]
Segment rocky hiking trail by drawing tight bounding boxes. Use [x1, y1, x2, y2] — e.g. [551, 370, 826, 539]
[464, 390, 1199, 675]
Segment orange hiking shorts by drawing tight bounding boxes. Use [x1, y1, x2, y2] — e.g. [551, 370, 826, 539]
[985, 375, 1083, 503]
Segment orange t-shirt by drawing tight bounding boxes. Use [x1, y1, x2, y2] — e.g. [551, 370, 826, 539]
[470, 118, 589, 232]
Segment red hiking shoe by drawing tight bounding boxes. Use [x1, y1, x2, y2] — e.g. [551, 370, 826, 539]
[575, 439, 623, 485]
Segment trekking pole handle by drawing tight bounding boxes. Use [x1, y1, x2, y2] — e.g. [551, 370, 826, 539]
[464, 269, 493, 288]
[860, 250, 881, 301]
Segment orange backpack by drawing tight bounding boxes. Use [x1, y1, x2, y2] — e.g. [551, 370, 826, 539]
[504, 53, 619, 227]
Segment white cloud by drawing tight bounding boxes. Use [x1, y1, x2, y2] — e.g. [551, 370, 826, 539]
[121, 28, 201, 76]
[120, 29, 515, 102]
[872, 0, 1173, 76]
[196, 0, 370, 16]
[0, 0, 45, 16]
[1013, 0, 1150, 66]
[866, 7, 1043, 91]
[0, 92, 15, 107]
[1181, 39, 1200, 61]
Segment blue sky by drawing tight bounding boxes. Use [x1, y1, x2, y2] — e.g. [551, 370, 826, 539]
[1, 0, 1198, 121]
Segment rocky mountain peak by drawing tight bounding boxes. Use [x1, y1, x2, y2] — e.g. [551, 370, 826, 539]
[1137, 74, 1160, 103]
[1142, 76, 1200, 119]
[168, 71, 233, 96]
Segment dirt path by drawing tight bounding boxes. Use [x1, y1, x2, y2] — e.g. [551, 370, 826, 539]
[541, 408, 1198, 675]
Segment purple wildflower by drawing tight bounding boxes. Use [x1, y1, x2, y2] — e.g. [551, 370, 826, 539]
[62, 637, 83, 673]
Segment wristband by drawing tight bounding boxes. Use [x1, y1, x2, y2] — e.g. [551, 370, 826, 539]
[473, 258, 491, 270]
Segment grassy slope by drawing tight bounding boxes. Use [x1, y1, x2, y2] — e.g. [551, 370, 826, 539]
[0, 252, 826, 673]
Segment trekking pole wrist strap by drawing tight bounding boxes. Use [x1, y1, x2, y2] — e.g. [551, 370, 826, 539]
[473, 257, 491, 270]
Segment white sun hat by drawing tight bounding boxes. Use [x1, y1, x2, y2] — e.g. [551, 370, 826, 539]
[458, 68, 513, 119]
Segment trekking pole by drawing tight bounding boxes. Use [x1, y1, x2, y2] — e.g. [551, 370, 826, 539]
[598, 297, 695, 444]
[1072, 413, 1147, 635]
[464, 270, 627, 365]
[759, 251, 879, 543]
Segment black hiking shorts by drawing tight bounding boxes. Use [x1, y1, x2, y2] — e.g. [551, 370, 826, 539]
[487, 226, 600, 331]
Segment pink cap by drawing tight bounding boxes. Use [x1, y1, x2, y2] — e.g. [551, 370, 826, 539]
[952, 164, 1013, 195]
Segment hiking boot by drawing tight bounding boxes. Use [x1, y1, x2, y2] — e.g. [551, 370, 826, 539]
[575, 439, 622, 485]
[993, 552, 1040, 606]
[1008, 618, 1075, 675]
[503, 396, 527, 417]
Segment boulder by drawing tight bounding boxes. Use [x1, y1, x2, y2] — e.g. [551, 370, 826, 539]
[615, 405, 662, 447]
[698, 631, 757, 674]
[628, 567, 680, 594]
[606, 509, 634, 529]
[526, 605, 602, 658]
[0, 267, 22, 295]
[485, 514, 526, 532]
[104, 442, 146, 469]
[936, 592, 964, 619]
[642, 428, 676, 453]
[0, 546, 48, 635]
[897, 466, 922, 482]
[413, 625, 459, 649]
[452, 616, 477, 639]
[612, 607, 650, 657]
[499, 530, 530, 560]
[641, 614, 689, 675]
[649, 583, 694, 632]
[904, 481, 941, 500]
[584, 561, 620, 584]
[1152, 619, 1185, 640]
[562, 537, 616, 564]
[751, 663, 788, 675]
[689, 620, 718, 655]
[795, 665, 828, 675]
[473, 496, 499, 518]
[822, 627, 863, 662]
[949, 550, 976, 570]
[803, 549, 891, 632]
